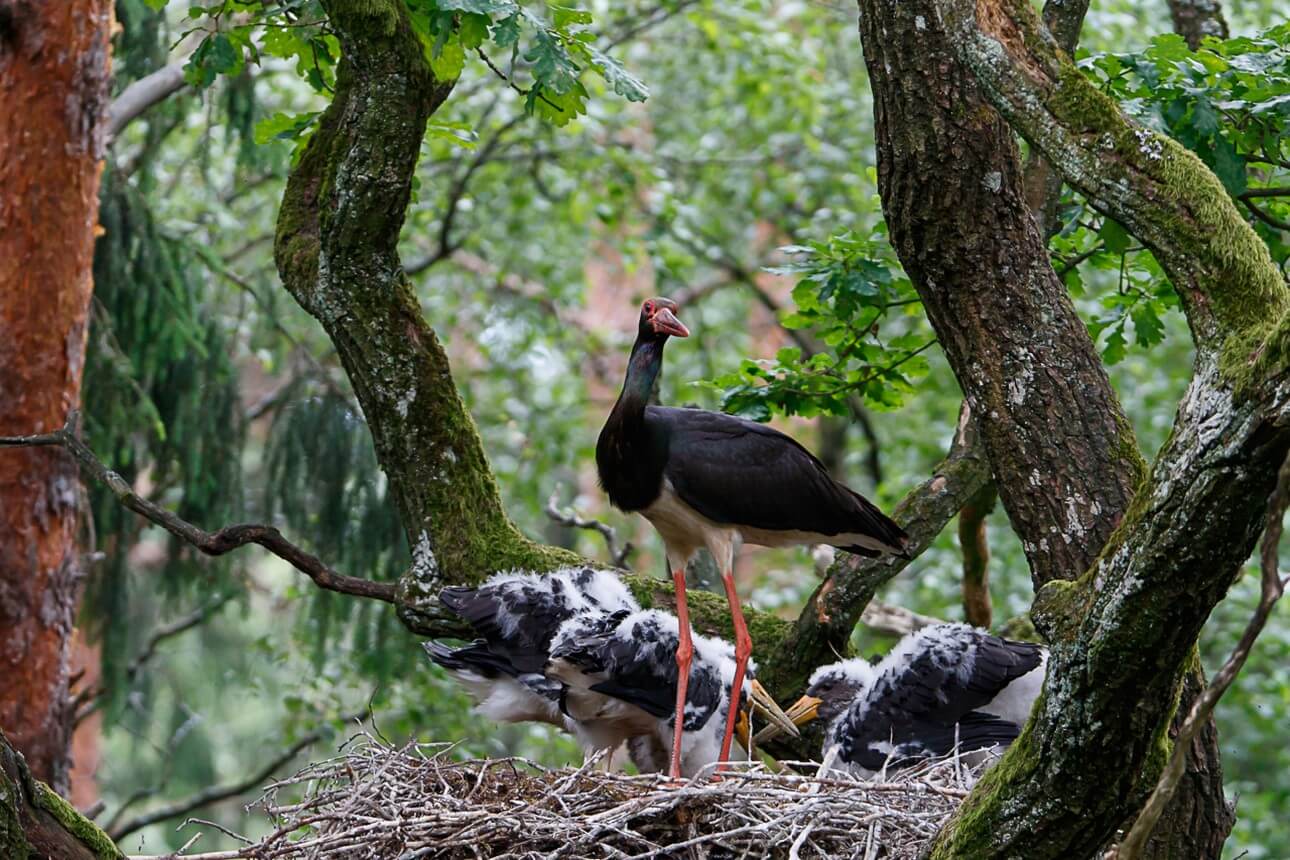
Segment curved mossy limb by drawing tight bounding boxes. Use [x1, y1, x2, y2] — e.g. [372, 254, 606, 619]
[0, 728, 122, 860]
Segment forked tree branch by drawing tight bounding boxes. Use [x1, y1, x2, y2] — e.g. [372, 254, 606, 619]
[544, 486, 635, 569]
[0, 412, 396, 604]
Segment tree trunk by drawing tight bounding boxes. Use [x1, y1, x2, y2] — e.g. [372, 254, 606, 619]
[0, 0, 112, 794]
[855, 0, 1239, 854]
[1167, 0, 1229, 49]
[916, 0, 1289, 855]
[0, 727, 121, 860]
[856, 0, 1146, 593]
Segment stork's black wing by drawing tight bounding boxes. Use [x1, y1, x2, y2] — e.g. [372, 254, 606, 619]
[858, 627, 1042, 731]
[648, 406, 908, 555]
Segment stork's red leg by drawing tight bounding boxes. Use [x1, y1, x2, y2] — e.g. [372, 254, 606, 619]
[717, 568, 752, 770]
[669, 568, 695, 780]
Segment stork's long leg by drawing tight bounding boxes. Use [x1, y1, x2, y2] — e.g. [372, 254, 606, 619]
[669, 567, 694, 780]
[717, 566, 752, 769]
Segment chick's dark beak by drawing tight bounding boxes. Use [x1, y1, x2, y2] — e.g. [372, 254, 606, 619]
[651, 307, 689, 338]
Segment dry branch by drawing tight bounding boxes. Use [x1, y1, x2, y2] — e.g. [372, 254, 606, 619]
[108, 711, 367, 841]
[0, 412, 395, 604]
[545, 486, 635, 568]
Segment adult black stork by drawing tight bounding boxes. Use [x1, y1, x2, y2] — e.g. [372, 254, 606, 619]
[770, 623, 1045, 777]
[596, 296, 911, 779]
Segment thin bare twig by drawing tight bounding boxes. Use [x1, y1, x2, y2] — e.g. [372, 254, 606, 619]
[1110, 452, 1290, 860]
[108, 710, 368, 840]
[0, 412, 395, 604]
[545, 486, 634, 568]
[1241, 197, 1290, 232]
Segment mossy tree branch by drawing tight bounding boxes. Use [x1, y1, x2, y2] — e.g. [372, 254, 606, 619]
[0, 727, 122, 860]
[272, 0, 586, 638]
[914, 0, 1290, 856]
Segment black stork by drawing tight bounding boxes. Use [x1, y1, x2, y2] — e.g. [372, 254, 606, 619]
[772, 623, 1045, 776]
[595, 296, 911, 779]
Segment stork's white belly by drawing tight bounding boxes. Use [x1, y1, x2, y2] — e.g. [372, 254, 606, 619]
[642, 479, 893, 569]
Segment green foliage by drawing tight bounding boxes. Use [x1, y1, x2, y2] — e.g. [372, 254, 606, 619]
[405, 1, 646, 125]
[85, 171, 247, 714]
[1083, 27, 1290, 196]
[169, 0, 645, 136]
[1047, 24, 1290, 365]
[1080, 25, 1290, 262]
[263, 394, 413, 676]
[701, 233, 934, 419]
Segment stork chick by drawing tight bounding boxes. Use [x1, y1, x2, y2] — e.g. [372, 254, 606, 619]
[424, 567, 640, 741]
[547, 608, 799, 778]
[770, 623, 1045, 777]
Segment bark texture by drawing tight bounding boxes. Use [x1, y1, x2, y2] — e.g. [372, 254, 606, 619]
[0, 0, 111, 794]
[1167, 0, 1229, 49]
[856, 0, 1146, 593]
[917, 0, 1290, 856]
[0, 728, 121, 859]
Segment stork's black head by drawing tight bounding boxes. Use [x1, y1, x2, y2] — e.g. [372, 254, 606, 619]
[637, 297, 689, 342]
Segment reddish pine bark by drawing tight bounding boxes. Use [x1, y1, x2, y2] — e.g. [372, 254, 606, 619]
[0, 0, 112, 794]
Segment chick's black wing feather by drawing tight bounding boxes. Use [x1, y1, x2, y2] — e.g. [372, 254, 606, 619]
[552, 612, 723, 730]
[649, 407, 907, 552]
[439, 578, 574, 675]
[854, 712, 1022, 771]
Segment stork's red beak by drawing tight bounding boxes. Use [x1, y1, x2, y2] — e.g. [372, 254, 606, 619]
[651, 307, 689, 338]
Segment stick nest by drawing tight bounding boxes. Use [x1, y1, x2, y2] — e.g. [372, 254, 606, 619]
[190, 733, 974, 859]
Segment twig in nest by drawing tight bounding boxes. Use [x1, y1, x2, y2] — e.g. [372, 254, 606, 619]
[169, 731, 972, 859]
